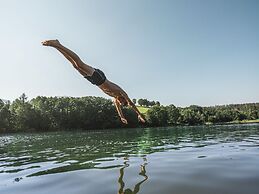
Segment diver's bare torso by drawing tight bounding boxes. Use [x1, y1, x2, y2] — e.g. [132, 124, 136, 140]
[98, 79, 127, 98]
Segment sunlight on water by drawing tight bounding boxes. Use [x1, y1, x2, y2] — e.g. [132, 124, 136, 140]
[1, 124, 259, 194]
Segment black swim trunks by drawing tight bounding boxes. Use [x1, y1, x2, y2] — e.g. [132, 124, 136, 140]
[84, 68, 106, 86]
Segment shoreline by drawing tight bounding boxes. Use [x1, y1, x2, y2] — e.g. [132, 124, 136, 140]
[1, 120, 258, 134]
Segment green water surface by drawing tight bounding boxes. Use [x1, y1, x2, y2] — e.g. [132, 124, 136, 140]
[1, 124, 259, 194]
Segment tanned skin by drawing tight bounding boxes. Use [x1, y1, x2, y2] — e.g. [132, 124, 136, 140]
[41, 39, 145, 124]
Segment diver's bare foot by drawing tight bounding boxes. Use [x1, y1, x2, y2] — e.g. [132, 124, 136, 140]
[41, 39, 60, 47]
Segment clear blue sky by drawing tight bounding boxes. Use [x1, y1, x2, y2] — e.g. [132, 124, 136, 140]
[0, 0, 258, 107]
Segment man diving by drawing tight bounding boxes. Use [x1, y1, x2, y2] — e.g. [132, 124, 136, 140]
[42, 39, 145, 124]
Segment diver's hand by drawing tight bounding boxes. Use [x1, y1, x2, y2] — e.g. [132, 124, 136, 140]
[121, 118, 128, 124]
[138, 115, 146, 123]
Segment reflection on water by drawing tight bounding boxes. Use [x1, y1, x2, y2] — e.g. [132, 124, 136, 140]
[0, 124, 259, 194]
[118, 157, 148, 194]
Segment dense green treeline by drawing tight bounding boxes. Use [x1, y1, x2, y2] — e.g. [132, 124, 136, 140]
[146, 103, 259, 126]
[0, 94, 139, 132]
[0, 94, 259, 132]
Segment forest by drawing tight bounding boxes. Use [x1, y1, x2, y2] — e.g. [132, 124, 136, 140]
[0, 94, 258, 132]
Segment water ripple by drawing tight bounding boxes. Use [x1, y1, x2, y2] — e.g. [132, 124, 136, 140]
[0, 124, 259, 194]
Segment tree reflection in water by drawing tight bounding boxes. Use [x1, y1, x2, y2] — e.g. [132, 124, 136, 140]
[118, 158, 148, 194]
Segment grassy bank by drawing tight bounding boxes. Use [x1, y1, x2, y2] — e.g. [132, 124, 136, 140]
[205, 119, 259, 126]
[137, 106, 149, 114]
[227, 119, 259, 124]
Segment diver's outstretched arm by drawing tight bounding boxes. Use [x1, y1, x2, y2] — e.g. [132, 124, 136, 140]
[113, 98, 128, 124]
[122, 94, 145, 123]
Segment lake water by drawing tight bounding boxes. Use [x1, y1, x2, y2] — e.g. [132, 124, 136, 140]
[1, 124, 259, 194]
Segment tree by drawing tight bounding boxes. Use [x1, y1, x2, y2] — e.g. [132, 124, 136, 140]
[30, 96, 56, 130]
[166, 104, 180, 125]
[19, 93, 28, 104]
[0, 99, 4, 108]
[10, 93, 37, 131]
[214, 109, 233, 123]
[0, 101, 12, 131]
[142, 99, 149, 107]
[146, 106, 168, 126]
[247, 108, 257, 120]
[180, 106, 204, 125]
[138, 99, 144, 106]
[149, 101, 156, 107]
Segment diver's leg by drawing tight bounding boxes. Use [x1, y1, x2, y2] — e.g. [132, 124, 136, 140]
[42, 40, 94, 76]
[56, 48, 89, 76]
